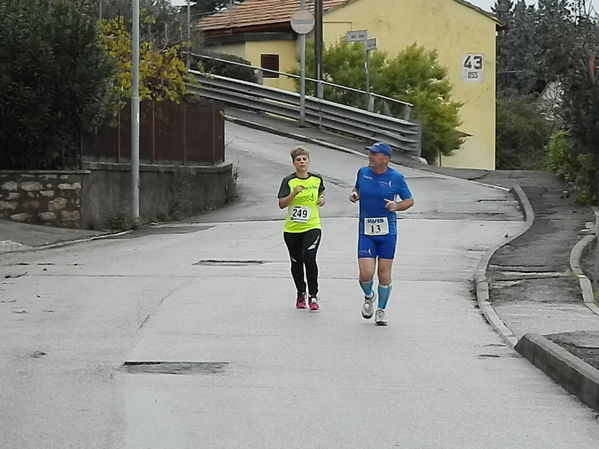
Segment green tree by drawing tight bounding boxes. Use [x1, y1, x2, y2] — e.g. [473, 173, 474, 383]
[0, 0, 113, 169]
[312, 39, 386, 107]
[99, 16, 189, 112]
[98, 0, 186, 48]
[377, 45, 464, 163]
[192, 0, 246, 16]
[535, 0, 578, 83]
[494, 0, 540, 96]
[298, 40, 463, 164]
[493, 0, 599, 198]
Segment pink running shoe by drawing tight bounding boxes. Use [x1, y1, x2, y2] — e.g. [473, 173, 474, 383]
[296, 293, 307, 309]
[309, 295, 319, 310]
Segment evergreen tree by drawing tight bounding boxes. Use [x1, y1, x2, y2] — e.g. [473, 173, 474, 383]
[495, 0, 539, 96]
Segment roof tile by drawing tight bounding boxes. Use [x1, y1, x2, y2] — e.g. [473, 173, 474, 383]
[198, 0, 351, 31]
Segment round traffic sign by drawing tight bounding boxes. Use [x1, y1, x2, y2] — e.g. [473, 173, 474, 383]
[290, 9, 315, 35]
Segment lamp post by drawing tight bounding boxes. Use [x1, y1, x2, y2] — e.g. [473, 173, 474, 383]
[131, 0, 140, 223]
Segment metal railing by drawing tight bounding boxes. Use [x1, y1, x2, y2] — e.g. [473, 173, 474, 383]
[187, 56, 421, 155]
[193, 53, 414, 120]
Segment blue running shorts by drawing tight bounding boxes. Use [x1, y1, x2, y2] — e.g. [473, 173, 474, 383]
[357, 234, 397, 260]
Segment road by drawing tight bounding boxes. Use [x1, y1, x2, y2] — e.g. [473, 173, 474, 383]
[1, 122, 598, 448]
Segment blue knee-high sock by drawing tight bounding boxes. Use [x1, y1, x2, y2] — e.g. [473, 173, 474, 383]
[377, 284, 392, 310]
[359, 280, 374, 297]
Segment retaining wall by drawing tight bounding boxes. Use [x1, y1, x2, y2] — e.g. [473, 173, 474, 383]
[0, 161, 234, 229]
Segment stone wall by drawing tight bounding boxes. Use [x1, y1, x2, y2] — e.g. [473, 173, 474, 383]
[80, 161, 234, 229]
[0, 162, 234, 229]
[0, 172, 84, 228]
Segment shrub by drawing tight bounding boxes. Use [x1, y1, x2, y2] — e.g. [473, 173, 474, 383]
[0, 0, 113, 169]
[545, 130, 596, 204]
[496, 96, 553, 169]
[196, 51, 258, 83]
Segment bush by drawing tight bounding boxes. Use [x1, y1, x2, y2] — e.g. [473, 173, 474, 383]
[196, 51, 258, 83]
[0, 0, 113, 169]
[544, 130, 596, 204]
[496, 96, 553, 169]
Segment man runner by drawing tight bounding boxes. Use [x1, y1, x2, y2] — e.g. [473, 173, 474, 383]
[349, 142, 414, 325]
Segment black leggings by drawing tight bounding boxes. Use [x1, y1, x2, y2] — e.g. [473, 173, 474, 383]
[283, 229, 322, 297]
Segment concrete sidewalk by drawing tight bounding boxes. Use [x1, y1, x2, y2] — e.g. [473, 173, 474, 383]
[0, 214, 107, 254]
[2, 107, 599, 413]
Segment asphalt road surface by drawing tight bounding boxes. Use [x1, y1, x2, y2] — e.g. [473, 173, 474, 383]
[1, 123, 598, 449]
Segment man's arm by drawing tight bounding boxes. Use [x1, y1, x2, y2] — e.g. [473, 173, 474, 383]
[384, 197, 414, 212]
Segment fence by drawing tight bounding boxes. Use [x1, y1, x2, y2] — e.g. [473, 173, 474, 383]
[81, 100, 224, 165]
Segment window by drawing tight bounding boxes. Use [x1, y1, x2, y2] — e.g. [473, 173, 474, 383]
[261, 54, 279, 78]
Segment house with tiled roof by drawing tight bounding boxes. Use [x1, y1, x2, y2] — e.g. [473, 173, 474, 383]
[198, 0, 499, 170]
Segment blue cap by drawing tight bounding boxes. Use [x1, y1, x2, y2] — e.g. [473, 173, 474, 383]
[366, 141, 392, 157]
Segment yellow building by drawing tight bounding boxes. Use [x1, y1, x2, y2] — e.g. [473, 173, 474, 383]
[199, 0, 499, 169]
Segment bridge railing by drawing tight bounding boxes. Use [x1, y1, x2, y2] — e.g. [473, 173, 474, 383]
[187, 55, 421, 156]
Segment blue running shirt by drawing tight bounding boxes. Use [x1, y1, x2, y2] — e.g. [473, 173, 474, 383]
[355, 166, 412, 235]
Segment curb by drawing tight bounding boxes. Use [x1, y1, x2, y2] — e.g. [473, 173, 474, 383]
[570, 234, 599, 316]
[473, 185, 534, 348]
[515, 333, 599, 411]
[0, 230, 131, 256]
[226, 111, 540, 350]
[227, 111, 534, 349]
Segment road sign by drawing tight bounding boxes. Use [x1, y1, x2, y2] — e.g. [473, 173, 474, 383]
[346, 30, 368, 42]
[291, 9, 315, 35]
[366, 38, 377, 51]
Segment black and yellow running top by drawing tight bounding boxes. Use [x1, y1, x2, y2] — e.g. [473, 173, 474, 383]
[277, 172, 325, 233]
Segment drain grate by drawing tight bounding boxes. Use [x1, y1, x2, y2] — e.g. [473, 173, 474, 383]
[194, 259, 265, 266]
[121, 361, 228, 375]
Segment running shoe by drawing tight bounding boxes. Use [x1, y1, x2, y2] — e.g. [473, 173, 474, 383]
[361, 293, 376, 319]
[296, 293, 307, 309]
[309, 295, 319, 310]
[374, 309, 387, 326]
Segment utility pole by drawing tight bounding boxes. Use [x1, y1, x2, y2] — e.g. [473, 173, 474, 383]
[314, 0, 323, 98]
[186, 0, 191, 69]
[131, 0, 140, 224]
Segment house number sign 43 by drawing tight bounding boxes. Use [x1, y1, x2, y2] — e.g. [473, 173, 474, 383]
[462, 54, 484, 83]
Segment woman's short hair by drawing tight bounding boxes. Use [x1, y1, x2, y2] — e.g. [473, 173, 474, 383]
[290, 146, 310, 160]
